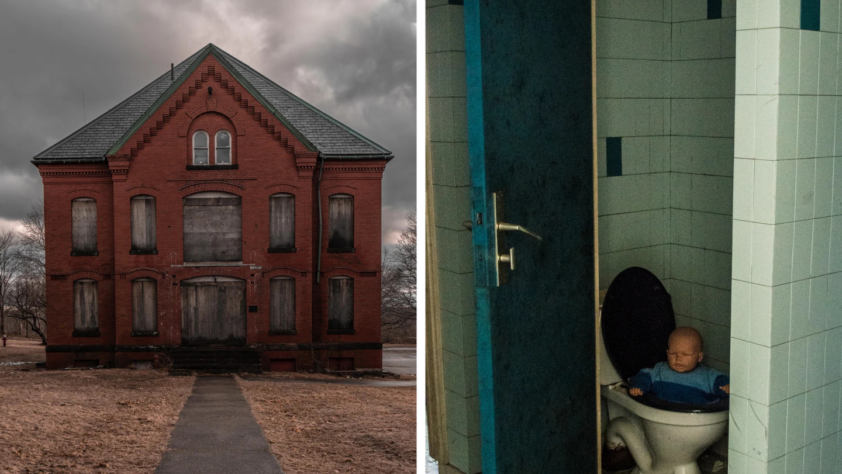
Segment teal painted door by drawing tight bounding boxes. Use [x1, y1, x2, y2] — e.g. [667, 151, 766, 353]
[464, 1, 597, 473]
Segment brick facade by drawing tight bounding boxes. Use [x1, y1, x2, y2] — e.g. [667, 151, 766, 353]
[36, 54, 387, 370]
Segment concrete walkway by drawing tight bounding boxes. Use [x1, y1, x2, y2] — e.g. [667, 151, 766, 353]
[156, 376, 283, 474]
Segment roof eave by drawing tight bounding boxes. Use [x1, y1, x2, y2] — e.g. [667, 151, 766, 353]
[320, 153, 394, 162]
[31, 157, 106, 166]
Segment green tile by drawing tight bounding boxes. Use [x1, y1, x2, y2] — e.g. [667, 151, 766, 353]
[452, 97, 468, 141]
[431, 142, 456, 186]
[671, 209, 692, 246]
[450, 52, 467, 97]
[446, 5, 465, 52]
[452, 141, 471, 186]
[445, 389, 470, 436]
[441, 310, 465, 356]
[442, 349, 468, 396]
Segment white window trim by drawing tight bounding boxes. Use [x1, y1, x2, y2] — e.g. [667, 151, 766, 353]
[192, 130, 209, 165]
[215, 130, 231, 165]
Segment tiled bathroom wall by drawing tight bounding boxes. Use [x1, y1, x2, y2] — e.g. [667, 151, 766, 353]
[426, 1, 481, 473]
[597, 0, 737, 373]
[729, 0, 842, 472]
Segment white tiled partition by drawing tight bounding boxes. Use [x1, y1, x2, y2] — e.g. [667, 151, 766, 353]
[730, 0, 842, 472]
[596, 0, 737, 373]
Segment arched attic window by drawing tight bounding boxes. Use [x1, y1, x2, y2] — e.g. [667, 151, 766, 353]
[193, 131, 209, 165]
[215, 130, 231, 165]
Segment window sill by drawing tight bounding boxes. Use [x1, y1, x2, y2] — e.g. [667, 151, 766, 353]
[71, 250, 99, 257]
[268, 247, 297, 253]
[186, 164, 238, 170]
[73, 329, 101, 337]
[327, 329, 355, 335]
[268, 330, 297, 336]
[327, 248, 355, 253]
[130, 249, 158, 255]
[182, 261, 243, 267]
[131, 331, 159, 337]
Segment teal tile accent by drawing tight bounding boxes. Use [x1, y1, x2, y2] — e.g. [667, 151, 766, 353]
[801, 0, 820, 31]
[708, 0, 722, 19]
[607, 137, 622, 177]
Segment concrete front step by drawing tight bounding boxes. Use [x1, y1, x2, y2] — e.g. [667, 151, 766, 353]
[170, 348, 262, 374]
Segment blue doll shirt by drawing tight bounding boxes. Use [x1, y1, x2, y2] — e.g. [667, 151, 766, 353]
[629, 362, 729, 404]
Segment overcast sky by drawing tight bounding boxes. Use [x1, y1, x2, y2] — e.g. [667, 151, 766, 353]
[0, 0, 416, 248]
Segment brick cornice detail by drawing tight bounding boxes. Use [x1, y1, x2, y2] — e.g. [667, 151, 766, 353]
[107, 155, 131, 182]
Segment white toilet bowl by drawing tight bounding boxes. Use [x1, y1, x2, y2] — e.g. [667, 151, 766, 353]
[602, 383, 728, 474]
[598, 267, 729, 474]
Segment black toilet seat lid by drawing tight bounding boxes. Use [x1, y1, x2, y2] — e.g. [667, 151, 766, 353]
[602, 267, 675, 382]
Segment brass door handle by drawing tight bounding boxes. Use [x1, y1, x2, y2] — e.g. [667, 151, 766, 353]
[496, 222, 542, 242]
[498, 247, 515, 270]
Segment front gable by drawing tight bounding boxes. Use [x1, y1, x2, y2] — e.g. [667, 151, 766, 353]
[111, 54, 319, 180]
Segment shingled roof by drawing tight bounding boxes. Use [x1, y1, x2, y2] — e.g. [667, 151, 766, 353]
[33, 44, 392, 163]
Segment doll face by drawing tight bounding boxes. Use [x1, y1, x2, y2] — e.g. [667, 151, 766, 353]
[666, 334, 703, 373]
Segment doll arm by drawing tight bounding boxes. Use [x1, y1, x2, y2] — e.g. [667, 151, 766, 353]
[629, 368, 654, 396]
[712, 374, 730, 397]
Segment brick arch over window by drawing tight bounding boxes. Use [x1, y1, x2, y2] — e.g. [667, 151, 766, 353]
[184, 112, 238, 166]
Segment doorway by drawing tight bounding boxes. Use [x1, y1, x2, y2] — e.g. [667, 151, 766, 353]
[180, 276, 247, 346]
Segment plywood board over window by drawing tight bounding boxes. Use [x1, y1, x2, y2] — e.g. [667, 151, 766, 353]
[328, 276, 353, 334]
[270, 276, 295, 334]
[183, 192, 242, 262]
[328, 194, 354, 251]
[180, 276, 246, 345]
[132, 278, 157, 336]
[71, 198, 97, 255]
[131, 195, 157, 254]
[269, 193, 295, 251]
[73, 279, 99, 336]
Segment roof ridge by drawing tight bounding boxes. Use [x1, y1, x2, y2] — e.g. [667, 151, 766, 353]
[213, 46, 392, 156]
[33, 48, 205, 160]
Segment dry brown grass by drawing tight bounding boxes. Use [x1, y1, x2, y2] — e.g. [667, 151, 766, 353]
[0, 338, 194, 474]
[239, 374, 416, 474]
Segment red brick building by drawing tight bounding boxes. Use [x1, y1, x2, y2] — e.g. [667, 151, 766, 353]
[33, 44, 391, 371]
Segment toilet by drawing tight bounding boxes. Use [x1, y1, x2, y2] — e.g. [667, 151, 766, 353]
[599, 267, 728, 474]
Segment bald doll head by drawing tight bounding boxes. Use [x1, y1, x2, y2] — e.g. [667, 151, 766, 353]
[666, 327, 704, 373]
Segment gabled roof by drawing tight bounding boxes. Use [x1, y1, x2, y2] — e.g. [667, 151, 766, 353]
[34, 44, 392, 163]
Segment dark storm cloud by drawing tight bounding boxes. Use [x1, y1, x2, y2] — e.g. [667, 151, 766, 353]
[0, 0, 416, 241]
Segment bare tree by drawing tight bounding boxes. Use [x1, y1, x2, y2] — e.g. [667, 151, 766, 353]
[8, 275, 47, 345]
[6, 201, 47, 343]
[0, 229, 21, 334]
[381, 211, 416, 342]
[17, 200, 45, 273]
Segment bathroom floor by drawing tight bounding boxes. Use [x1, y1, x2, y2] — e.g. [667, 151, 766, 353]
[603, 451, 728, 474]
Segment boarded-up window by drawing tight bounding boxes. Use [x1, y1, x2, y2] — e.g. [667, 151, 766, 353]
[73, 279, 98, 335]
[270, 277, 295, 333]
[328, 194, 353, 250]
[180, 276, 246, 345]
[215, 130, 231, 164]
[183, 192, 242, 262]
[269, 193, 295, 250]
[193, 131, 209, 165]
[132, 278, 157, 334]
[328, 276, 353, 333]
[71, 198, 97, 255]
[131, 195, 157, 253]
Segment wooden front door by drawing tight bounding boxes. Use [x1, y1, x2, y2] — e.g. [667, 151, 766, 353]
[180, 277, 246, 346]
[464, 1, 597, 472]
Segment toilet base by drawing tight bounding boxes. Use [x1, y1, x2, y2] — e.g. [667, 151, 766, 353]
[630, 462, 701, 474]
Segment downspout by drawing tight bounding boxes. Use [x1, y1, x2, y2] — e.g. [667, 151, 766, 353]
[316, 153, 326, 283]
